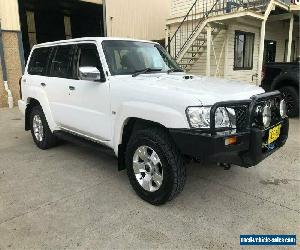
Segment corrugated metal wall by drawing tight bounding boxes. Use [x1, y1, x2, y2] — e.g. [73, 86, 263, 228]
[0, 0, 20, 31]
[105, 0, 171, 41]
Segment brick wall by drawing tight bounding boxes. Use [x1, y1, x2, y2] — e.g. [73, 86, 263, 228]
[1, 31, 22, 106]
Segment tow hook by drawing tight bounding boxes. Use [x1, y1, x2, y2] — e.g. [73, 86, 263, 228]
[218, 163, 232, 170]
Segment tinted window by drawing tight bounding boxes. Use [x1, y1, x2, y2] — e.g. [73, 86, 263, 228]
[50, 45, 75, 79]
[77, 43, 104, 77]
[28, 47, 51, 75]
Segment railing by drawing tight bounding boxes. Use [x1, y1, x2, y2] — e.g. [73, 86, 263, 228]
[167, 0, 271, 60]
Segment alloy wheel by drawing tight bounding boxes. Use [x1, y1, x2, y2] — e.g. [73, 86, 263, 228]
[32, 114, 44, 142]
[132, 146, 163, 192]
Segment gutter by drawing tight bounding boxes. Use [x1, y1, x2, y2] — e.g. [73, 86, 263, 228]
[0, 23, 13, 108]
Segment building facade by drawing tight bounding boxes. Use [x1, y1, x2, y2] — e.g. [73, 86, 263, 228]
[166, 0, 299, 84]
[0, 0, 171, 108]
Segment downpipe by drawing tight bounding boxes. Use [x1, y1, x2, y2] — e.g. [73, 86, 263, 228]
[3, 80, 14, 108]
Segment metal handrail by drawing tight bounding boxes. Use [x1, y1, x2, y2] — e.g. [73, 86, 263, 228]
[167, 0, 271, 60]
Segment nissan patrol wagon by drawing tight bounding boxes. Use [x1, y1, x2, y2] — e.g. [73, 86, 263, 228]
[19, 37, 289, 205]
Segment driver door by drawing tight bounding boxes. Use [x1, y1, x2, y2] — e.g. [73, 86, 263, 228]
[61, 42, 112, 141]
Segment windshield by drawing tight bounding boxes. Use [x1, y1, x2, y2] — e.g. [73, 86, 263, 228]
[102, 40, 182, 76]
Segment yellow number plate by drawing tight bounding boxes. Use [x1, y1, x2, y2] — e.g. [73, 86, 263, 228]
[268, 124, 282, 144]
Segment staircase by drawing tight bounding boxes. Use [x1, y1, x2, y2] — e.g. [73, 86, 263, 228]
[167, 0, 271, 72]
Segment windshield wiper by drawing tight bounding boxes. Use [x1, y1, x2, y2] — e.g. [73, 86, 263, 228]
[167, 69, 184, 74]
[132, 68, 162, 77]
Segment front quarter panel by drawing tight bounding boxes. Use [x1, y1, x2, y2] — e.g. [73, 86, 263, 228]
[113, 101, 189, 154]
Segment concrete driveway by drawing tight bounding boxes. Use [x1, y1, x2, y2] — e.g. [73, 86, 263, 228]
[0, 108, 299, 249]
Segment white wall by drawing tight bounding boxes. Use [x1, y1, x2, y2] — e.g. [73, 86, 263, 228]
[170, 0, 224, 18]
[182, 22, 261, 84]
[265, 21, 289, 62]
[170, 0, 195, 17]
[223, 23, 260, 84]
[190, 29, 227, 77]
[265, 20, 299, 62]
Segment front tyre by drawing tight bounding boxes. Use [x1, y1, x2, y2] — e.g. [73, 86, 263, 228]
[125, 127, 186, 205]
[30, 105, 57, 150]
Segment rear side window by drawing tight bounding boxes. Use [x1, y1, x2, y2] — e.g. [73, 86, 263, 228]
[28, 47, 51, 75]
[50, 45, 76, 79]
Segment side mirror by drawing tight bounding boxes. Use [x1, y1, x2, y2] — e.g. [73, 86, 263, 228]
[79, 67, 105, 82]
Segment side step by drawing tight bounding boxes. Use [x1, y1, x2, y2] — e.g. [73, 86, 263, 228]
[53, 130, 114, 156]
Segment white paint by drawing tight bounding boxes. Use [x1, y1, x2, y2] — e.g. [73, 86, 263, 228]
[3, 80, 13, 108]
[286, 15, 294, 62]
[206, 25, 211, 77]
[215, 38, 226, 77]
[20, 37, 265, 156]
[257, 20, 266, 84]
[257, 0, 275, 84]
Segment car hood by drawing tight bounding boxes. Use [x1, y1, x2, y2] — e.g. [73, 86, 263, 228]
[132, 73, 264, 105]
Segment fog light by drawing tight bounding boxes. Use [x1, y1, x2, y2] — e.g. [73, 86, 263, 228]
[225, 136, 237, 146]
[280, 99, 287, 118]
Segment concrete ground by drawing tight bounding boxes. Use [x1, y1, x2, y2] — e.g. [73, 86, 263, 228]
[0, 108, 299, 250]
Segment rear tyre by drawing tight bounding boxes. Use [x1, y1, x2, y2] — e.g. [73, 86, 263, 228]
[280, 86, 299, 117]
[125, 127, 186, 205]
[30, 105, 57, 150]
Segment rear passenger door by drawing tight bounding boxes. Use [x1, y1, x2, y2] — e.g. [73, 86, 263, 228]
[45, 44, 77, 126]
[63, 42, 111, 141]
[26, 46, 52, 98]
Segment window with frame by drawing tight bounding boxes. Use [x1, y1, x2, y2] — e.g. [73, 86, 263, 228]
[49, 45, 75, 79]
[234, 31, 255, 70]
[102, 40, 181, 75]
[77, 43, 104, 79]
[28, 47, 51, 75]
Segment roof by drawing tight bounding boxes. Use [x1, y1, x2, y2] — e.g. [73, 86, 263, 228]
[33, 37, 158, 48]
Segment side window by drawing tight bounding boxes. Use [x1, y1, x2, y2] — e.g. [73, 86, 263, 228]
[50, 45, 75, 79]
[234, 31, 255, 70]
[28, 47, 51, 75]
[77, 43, 104, 78]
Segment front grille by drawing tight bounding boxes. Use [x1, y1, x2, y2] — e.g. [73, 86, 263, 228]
[233, 105, 249, 132]
[210, 91, 283, 135]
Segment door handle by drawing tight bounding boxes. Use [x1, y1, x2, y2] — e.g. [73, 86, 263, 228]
[69, 86, 75, 91]
[41, 82, 46, 87]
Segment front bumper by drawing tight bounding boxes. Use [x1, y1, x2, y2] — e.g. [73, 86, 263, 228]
[170, 118, 288, 168]
[171, 91, 289, 168]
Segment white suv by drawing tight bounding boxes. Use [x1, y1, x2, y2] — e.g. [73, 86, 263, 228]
[19, 37, 289, 205]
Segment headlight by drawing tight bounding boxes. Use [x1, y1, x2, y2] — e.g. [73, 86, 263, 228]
[186, 106, 236, 129]
[279, 99, 287, 118]
[262, 104, 271, 128]
[186, 107, 210, 128]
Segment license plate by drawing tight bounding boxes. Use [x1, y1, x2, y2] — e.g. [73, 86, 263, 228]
[268, 124, 282, 145]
